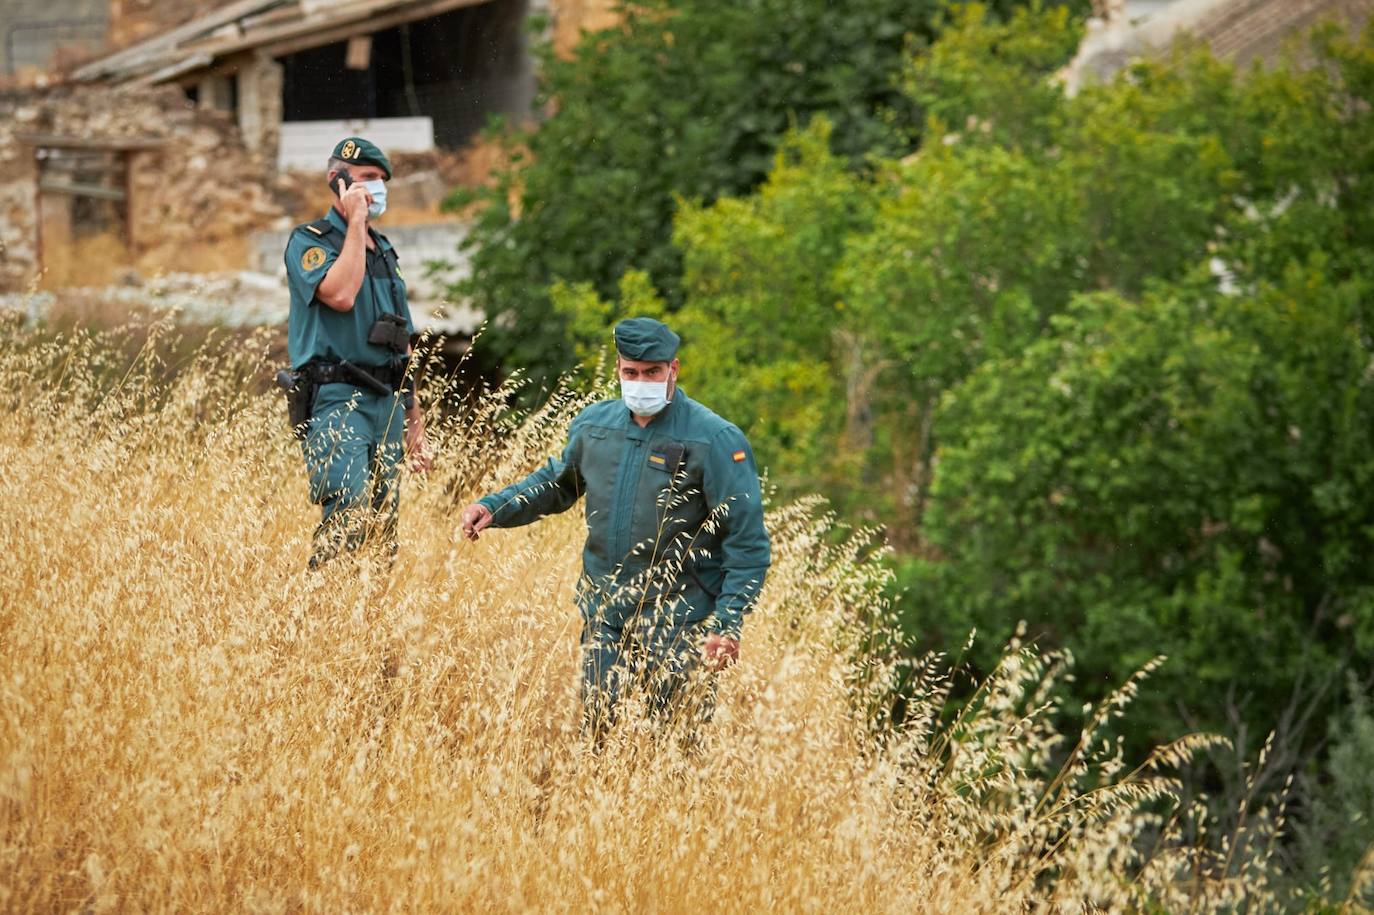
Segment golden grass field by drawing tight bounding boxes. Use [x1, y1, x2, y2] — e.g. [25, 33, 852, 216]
[0, 321, 1288, 912]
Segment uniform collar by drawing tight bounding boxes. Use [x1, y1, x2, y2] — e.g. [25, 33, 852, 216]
[324, 207, 391, 251]
[325, 207, 348, 233]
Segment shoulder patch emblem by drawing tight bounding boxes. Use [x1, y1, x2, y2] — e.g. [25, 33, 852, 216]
[732, 450, 747, 463]
[301, 246, 328, 271]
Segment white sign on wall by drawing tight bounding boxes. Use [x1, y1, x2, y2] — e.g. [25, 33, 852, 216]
[278, 117, 435, 171]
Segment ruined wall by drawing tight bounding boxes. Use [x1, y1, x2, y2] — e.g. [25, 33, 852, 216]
[2, 0, 109, 78]
[0, 85, 287, 291]
[550, 0, 621, 58]
[1192, 0, 1374, 67]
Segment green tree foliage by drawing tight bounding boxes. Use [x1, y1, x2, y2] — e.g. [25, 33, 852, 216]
[905, 1, 1080, 148]
[1295, 676, 1374, 905]
[455, 0, 936, 383]
[665, 7, 1374, 754]
[672, 120, 878, 499]
[897, 22, 1374, 746]
[540, 120, 875, 498]
[914, 265, 1374, 741]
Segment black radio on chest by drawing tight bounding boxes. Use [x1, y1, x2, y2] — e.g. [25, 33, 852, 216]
[368, 313, 410, 352]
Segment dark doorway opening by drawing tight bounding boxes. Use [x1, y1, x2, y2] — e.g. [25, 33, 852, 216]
[279, 0, 532, 149]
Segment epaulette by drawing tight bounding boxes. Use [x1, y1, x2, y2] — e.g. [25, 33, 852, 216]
[296, 218, 341, 240]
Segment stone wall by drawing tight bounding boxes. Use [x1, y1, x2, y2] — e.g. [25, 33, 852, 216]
[2, 0, 108, 77]
[0, 85, 287, 291]
[550, 0, 621, 58]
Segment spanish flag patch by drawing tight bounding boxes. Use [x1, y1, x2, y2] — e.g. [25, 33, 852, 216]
[648, 454, 667, 466]
[732, 450, 747, 463]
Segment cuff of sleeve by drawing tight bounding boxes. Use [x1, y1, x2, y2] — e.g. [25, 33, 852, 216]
[708, 612, 743, 641]
[477, 495, 503, 522]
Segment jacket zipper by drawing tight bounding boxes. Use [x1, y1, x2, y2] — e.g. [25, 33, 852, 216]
[613, 436, 645, 559]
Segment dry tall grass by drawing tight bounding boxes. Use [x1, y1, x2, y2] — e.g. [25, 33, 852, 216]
[0, 320, 1282, 912]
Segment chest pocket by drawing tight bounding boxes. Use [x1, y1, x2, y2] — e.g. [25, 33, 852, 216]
[579, 427, 619, 503]
[647, 441, 701, 514]
[646, 442, 685, 476]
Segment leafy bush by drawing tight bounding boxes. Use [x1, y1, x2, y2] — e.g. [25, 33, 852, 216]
[1294, 676, 1374, 906]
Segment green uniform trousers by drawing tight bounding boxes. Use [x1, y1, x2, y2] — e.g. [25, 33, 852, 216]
[301, 382, 406, 568]
[580, 615, 716, 739]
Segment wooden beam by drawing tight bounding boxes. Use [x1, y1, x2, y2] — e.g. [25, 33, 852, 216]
[38, 179, 127, 201]
[203, 0, 490, 61]
[131, 53, 216, 88]
[73, 0, 286, 80]
[85, 0, 493, 88]
[238, 5, 303, 31]
[165, 51, 254, 89]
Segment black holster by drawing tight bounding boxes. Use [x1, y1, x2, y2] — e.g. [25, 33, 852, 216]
[275, 360, 412, 439]
[275, 369, 316, 440]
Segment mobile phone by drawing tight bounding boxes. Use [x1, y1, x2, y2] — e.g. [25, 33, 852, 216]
[330, 166, 353, 197]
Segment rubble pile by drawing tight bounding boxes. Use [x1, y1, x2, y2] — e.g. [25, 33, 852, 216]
[0, 270, 286, 328]
[0, 267, 481, 339]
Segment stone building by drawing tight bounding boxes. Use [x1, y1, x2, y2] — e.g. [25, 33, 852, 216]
[70, 0, 547, 166]
[0, 0, 619, 291]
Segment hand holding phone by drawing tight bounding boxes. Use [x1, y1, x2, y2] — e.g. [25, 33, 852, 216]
[330, 166, 353, 197]
[332, 166, 371, 222]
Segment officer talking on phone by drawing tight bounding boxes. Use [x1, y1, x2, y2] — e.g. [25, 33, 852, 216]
[282, 136, 432, 569]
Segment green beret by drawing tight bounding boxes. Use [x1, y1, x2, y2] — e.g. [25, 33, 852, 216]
[331, 136, 392, 180]
[615, 317, 680, 362]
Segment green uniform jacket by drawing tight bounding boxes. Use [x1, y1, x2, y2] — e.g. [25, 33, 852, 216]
[285, 208, 413, 370]
[479, 389, 771, 637]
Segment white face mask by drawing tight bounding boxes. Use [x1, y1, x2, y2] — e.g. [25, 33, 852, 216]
[362, 179, 387, 219]
[621, 378, 671, 417]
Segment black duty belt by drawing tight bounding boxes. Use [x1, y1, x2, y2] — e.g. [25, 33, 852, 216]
[301, 360, 407, 395]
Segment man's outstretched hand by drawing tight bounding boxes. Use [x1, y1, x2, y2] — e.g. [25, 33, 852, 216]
[460, 503, 493, 541]
[405, 419, 433, 474]
[703, 633, 740, 671]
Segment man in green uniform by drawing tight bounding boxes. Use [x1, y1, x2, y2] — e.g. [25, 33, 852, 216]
[285, 137, 431, 569]
[460, 317, 771, 734]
